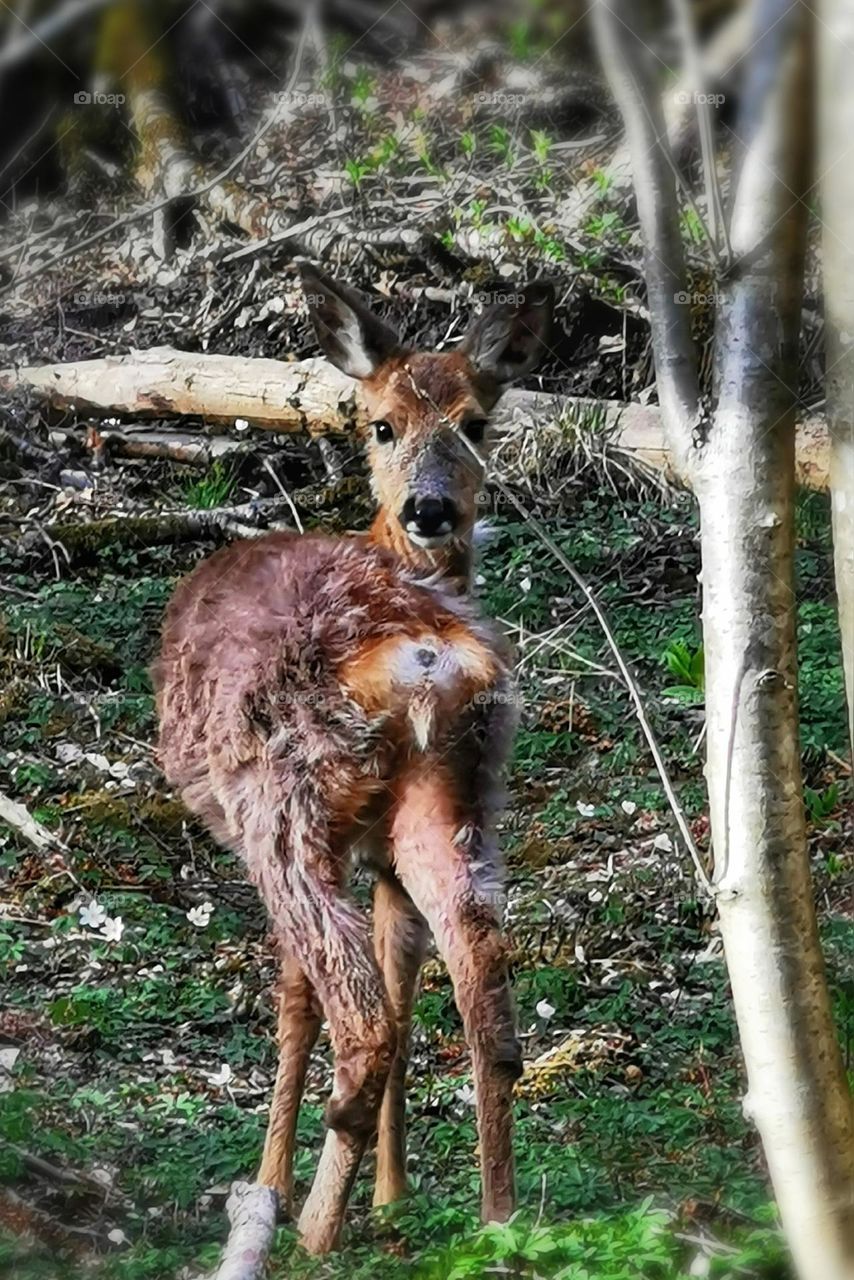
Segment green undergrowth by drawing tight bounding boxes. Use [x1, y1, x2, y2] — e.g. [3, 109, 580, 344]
[0, 485, 848, 1279]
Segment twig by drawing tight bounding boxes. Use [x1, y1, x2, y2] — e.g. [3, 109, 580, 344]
[221, 208, 354, 263]
[0, 1140, 130, 1205]
[488, 471, 714, 897]
[670, 0, 731, 264]
[3, 2, 317, 296]
[209, 1182, 278, 1280]
[828, 750, 852, 776]
[0, 0, 113, 70]
[262, 458, 304, 534]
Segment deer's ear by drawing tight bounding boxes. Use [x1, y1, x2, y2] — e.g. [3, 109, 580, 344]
[460, 281, 554, 384]
[298, 261, 402, 379]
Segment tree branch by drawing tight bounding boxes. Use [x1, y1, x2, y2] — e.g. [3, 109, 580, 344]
[208, 1183, 278, 1280]
[592, 0, 701, 478]
[820, 0, 854, 760]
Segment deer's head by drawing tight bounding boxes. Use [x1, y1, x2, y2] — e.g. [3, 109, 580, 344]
[299, 263, 554, 553]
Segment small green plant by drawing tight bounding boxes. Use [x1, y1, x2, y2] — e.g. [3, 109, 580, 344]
[344, 157, 370, 186]
[530, 128, 554, 189]
[506, 215, 533, 241]
[349, 67, 375, 107]
[592, 167, 613, 195]
[804, 782, 840, 826]
[533, 229, 565, 260]
[586, 208, 628, 241]
[530, 129, 552, 165]
[661, 639, 705, 704]
[418, 1204, 678, 1279]
[465, 197, 487, 228]
[459, 129, 476, 158]
[489, 124, 514, 166]
[183, 460, 235, 509]
[681, 206, 706, 245]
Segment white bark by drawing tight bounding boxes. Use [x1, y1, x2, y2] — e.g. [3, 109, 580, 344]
[591, 0, 700, 478]
[596, 0, 854, 1275]
[820, 0, 854, 757]
[699, 4, 854, 1276]
[208, 1182, 278, 1280]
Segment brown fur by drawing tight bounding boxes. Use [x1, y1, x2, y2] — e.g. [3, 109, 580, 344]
[361, 353, 499, 579]
[154, 531, 518, 1252]
[154, 267, 553, 1256]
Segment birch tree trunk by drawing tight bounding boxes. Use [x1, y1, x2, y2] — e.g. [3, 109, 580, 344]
[594, 1, 854, 1275]
[820, 0, 854, 757]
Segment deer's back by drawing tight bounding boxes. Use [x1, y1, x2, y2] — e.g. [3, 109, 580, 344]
[153, 532, 510, 851]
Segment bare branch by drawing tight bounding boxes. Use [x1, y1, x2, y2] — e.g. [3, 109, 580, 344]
[669, 0, 731, 263]
[209, 1183, 278, 1280]
[820, 0, 854, 760]
[592, 0, 701, 477]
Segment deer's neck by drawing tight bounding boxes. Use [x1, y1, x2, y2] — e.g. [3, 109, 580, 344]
[367, 509, 473, 594]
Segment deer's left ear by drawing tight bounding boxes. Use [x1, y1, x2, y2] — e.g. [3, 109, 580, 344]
[460, 281, 554, 384]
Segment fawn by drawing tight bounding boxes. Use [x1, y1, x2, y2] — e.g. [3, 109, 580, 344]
[153, 263, 554, 1254]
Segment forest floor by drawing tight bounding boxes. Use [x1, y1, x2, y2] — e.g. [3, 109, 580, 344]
[0, 456, 850, 1280]
[0, 13, 851, 1280]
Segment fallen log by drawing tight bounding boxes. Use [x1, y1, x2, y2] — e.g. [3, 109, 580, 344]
[79, 426, 251, 467]
[7, 497, 298, 561]
[207, 1182, 278, 1280]
[0, 347, 831, 489]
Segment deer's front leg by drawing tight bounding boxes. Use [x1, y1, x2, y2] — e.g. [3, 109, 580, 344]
[389, 767, 521, 1223]
[372, 873, 428, 1206]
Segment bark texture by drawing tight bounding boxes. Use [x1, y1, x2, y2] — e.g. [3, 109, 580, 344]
[595, 0, 854, 1274]
[209, 1182, 278, 1280]
[693, 6, 854, 1275]
[820, 0, 854, 756]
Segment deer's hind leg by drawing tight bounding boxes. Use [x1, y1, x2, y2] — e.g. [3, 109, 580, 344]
[372, 873, 428, 1207]
[257, 954, 322, 1215]
[223, 770, 397, 1255]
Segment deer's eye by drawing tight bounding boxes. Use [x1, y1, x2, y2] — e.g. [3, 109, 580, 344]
[463, 418, 488, 444]
[373, 420, 394, 444]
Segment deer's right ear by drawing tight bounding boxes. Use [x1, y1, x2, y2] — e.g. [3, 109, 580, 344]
[298, 261, 402, 379]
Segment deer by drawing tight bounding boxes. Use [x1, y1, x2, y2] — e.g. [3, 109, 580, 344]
[153, 263, 554, 1256]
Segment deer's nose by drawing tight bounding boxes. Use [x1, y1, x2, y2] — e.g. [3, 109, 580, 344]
[401, 495, 458, 539]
